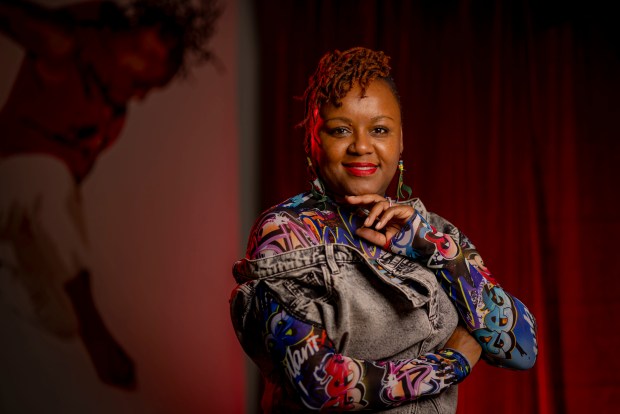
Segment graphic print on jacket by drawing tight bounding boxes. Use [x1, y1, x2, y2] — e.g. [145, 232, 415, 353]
[257, 285, 470, 410]
[245, 191, 538, 410]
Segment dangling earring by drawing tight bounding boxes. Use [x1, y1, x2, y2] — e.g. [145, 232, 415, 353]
[307, 157, 329, 207]
[397, 159, 412, 201]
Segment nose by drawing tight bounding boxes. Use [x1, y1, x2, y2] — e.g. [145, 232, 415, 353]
[348, 130, 373, 155]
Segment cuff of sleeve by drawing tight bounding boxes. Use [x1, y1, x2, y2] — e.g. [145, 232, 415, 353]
[438, 348, 471, 383]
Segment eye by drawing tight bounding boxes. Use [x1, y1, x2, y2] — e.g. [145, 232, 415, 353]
[327, 127, 351, 137]
[371, 126, 389, 136]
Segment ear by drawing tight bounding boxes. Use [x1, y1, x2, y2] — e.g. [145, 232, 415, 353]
[399, 128, 404, 153]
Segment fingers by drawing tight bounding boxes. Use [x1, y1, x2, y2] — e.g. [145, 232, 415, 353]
[364, 200, 390, 227]
[345, 194, 415, 240]
[366, 204, 415, 229]
[355, 227, 387, 247]
[356, 203, 414, 250]
[374, 206, 402, 229]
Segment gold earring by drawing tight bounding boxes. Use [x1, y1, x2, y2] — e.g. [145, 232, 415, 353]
[397, 159, 412, 201]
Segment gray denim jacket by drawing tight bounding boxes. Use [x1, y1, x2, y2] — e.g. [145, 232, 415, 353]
[231, 235, 460, 413]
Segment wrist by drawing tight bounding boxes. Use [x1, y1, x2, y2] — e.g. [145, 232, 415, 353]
[389, 213, 423, 258]
[438, 348, 471, 383]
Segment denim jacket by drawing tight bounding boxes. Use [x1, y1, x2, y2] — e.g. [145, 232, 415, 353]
[231, 242, 459, 413]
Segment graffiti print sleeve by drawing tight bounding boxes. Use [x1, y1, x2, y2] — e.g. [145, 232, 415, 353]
[388, 211, 538, 370]
[246, 208, 320, 259]
[257, 285, 470, 411]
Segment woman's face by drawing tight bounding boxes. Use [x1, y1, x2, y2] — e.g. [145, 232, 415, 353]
[311, 79, 403, 197]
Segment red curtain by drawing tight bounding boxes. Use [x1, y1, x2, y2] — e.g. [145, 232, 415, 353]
[253, 1, 620, 412]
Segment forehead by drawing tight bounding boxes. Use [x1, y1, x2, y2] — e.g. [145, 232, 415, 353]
[321, 80, 401, 120]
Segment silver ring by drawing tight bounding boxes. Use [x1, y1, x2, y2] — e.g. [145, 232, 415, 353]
[386, 197, 393, 208]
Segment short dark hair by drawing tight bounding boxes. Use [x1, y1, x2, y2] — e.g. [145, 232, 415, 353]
[300, 47, 400, 154]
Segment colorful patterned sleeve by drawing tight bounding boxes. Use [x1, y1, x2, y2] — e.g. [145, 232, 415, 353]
[387, 211, 538, 370]
[257, 285, 471, 411]
[246, 209, 320, 259]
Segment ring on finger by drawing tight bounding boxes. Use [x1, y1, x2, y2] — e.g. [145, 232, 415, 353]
[386, 197, 393, 208]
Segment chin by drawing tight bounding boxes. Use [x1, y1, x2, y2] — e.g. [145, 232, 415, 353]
[343, 185, 385, 197]
[324, 175, 386, 197]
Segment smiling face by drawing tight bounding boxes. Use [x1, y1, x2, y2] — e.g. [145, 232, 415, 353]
[311, 79, 403, 197]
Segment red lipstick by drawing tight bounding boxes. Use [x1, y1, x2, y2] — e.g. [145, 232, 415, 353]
[343, 162, 378, 176]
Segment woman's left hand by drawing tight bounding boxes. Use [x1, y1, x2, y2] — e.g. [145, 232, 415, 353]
[345, 194, 415, 249]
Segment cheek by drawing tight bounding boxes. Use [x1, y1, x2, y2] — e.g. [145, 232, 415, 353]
[379, 142, 401, 166]
[314, 138, 341, 164]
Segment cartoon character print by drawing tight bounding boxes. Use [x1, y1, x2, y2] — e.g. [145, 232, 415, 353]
[315, 353, 368, 410]
[411, 220, 474, 287]
[391, 214, 462, 270]
[464, 249, 498, 285]
[423, 230, 459, 261]
[261, 289, 329, 399]
[261, 290, 312, 357]
[264, 305, 313, 359]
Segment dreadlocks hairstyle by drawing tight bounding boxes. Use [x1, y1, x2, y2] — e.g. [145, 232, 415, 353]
[300, 47, 400, 155]
[127, 0, 221, 77]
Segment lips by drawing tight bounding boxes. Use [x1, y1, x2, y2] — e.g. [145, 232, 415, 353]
[343, 162, 378, 176]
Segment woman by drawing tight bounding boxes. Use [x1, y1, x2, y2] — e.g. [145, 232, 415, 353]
[231, 47, 537, 412]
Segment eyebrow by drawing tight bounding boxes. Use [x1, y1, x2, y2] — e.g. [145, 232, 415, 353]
[323, 115, 395, 123]
[370, 115, 395, 122]
[323, 116, 352, 123]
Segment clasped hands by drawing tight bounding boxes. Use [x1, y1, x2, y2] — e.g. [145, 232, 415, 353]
[345, 194, 415, 249]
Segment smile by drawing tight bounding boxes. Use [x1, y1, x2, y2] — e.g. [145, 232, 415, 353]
[343, 163, 378, 177]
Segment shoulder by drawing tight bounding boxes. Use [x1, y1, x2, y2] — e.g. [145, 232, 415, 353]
[254, 192, 315, 225]
[245, 192, 319, 259]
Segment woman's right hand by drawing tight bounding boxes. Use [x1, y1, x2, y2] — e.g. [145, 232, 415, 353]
[345, 194, 415, 249]
[444, 325, 482, 369]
